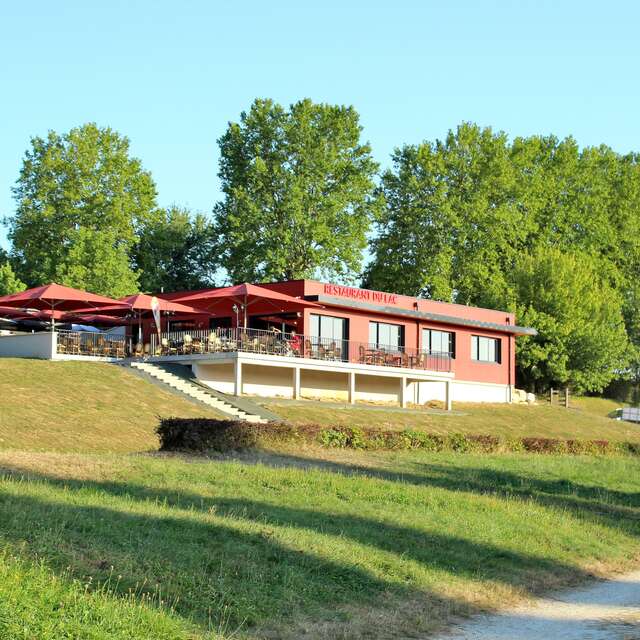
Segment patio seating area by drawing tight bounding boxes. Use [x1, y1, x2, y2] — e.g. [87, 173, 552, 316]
[57, 330, 127, 358]
[143, 327, 451, 372]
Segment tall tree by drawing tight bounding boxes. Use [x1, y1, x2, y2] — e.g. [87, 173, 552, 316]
[213, 98, 379, 283]
[366, 123, 640, 390]
[512, 247, 629, 393]
[134, 206, 217, 292]
[8, 123, 157, 295]
[365, 123, 532, 306]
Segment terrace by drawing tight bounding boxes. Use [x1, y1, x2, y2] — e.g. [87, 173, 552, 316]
[52, 326, 452, 373]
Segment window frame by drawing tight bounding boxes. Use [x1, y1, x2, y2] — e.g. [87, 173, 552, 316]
[471, 335, 502, 363]
[422, 328, 455, 358]
[369, 321, 405, 351]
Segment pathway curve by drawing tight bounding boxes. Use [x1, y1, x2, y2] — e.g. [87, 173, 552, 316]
[433, 571, 640, 640]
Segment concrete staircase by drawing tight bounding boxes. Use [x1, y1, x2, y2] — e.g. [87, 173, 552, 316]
[129, 361, 269, 423]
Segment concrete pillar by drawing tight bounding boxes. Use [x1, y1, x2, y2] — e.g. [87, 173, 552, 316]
[445, 380, 452, 411]
[399, 376, 408, 408]
[233, 359, 243, 396]
[292, 366, 301, 400]
[348, 371, 356, 404]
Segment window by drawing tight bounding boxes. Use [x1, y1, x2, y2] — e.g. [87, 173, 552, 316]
[310, 314, 348, 341]
[423, 329, 455, 357]
[310, 314, 349, 360]
[471, 335, 501, 363]
[369, 321, 404, 350]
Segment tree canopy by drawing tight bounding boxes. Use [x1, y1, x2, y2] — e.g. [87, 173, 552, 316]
[0, 260, 26, 296]
[212, 98, 379, 283]
[366, 123, 640, 391]
[134, 206, 217, 293]
[511, 247, 629, 393]
[8, 123, 157, 297]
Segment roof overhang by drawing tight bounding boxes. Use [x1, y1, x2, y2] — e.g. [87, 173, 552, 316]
[310, 295, 537, 336]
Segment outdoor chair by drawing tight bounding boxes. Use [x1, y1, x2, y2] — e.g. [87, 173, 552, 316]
[161, 338, 177, 356]
[134, 342, 143, 358]
[183, 334, 193, 354]
[191, 338, 205, 354]
[207, 333, 221, 352]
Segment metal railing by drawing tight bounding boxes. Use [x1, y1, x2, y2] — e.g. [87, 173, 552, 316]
[149, 327, 452, 372]
[56, 330, 128, 358]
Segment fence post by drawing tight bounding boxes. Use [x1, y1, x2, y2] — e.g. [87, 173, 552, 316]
[564, 387, 569, 409]
[550, 387, 554, 404]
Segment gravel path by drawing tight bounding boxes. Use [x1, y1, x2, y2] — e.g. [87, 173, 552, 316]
[434, 571, 640, 640]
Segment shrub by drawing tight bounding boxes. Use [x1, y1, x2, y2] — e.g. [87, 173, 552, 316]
[157, 418, 259, 452]
[319, 429, 349, 448]
[156, 418, 640, 459]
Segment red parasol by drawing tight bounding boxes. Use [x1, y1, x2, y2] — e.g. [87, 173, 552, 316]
[0, 283, 122, 330]
[170, 283, 321, 328]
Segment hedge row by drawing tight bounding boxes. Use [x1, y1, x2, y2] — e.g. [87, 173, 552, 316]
[156, 418, 640, 457]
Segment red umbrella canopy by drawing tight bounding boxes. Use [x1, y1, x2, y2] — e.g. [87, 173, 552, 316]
[120, 293, 208, 314]
[172, 283, 322, 316]
[62, 312, 131, 326]
[0, 283, 121, 312]
[0, 306, 67, 321]
[72, 293, 209, 316]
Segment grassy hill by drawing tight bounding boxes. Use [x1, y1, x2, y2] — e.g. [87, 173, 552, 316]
[0, 358, 221, 453]
[263, 395, 639, 443]
[1, 358, 640, 639]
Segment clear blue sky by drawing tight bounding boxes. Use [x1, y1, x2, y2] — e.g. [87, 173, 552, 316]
[1, 0, 639, 251]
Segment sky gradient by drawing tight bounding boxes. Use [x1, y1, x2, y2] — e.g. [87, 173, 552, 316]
[1, 0, 639, 251]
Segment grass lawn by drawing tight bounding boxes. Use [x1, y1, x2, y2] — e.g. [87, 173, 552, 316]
[0, 358, 223, 453]
[3, 358, 640, 638]
[1, 447, 640, 639]
[264, 396, 640, 443]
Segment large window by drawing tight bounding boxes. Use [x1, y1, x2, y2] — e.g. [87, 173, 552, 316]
[423, 329, 455, 357]
[369, 321, 404, 350]
[471, 335, 501, 363]
[310, 314, 348, 342]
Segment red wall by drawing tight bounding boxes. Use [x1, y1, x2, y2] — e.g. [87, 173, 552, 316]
[266, 280, 518, 386]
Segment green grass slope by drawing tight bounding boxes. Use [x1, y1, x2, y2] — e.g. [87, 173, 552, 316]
[0, 358, 222, 453]
[1, 449, 639, 639]
[264, 396, 640, 442]
[2, 358, 640, 638]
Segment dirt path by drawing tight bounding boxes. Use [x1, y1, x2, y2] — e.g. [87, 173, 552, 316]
[434, 571, 640, 640]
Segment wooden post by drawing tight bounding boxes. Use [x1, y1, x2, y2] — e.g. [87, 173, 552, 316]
[550, 387, 554, 404]
[564, 387, 569, 409]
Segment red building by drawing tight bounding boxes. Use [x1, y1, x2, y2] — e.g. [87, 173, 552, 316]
[157, 279, 536, 407]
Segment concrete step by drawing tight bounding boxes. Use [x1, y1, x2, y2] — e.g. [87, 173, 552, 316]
[129, 361, 266, 423]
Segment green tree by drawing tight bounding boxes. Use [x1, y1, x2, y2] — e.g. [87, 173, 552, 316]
[510, 248, 628, 393]
[134, 206, 217, 292]
[213, 98, 379, 283]
[366, 123, 532, 306]
[8, 123, 157, 294]
[0, 260, 26, 296]
[56, 228, 139, 298]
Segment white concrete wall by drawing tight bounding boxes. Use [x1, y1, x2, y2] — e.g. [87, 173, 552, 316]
[354, 374, 400, 403]
[192, 358, 509, 406]
[414, 379, 512, 404]
[0, 332, 56, 359]
[193, 362, 235, 394]
[301, 369, 349, 401]
[243, 364, 294, 398]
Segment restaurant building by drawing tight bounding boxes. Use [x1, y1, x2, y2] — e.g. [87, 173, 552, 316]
[157, 279, 536, 408]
